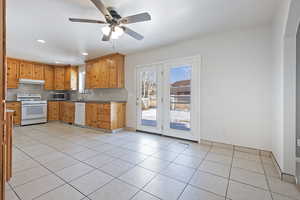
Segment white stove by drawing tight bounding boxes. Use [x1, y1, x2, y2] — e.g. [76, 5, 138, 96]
[17, 94, 47, 125]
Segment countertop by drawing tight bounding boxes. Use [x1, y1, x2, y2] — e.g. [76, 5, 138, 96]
[6, 99, 127, 103]
[48, 100, 127, 103]
[6, 100, 19, 102]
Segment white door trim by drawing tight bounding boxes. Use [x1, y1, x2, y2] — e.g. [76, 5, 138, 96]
[135, 55, 201, 141]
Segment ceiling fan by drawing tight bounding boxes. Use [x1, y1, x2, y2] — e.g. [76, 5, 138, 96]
[69, 0, 151, 41]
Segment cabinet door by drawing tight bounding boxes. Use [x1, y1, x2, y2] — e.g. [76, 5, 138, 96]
[48, 101, 59, 120]
[54, 67, 65, 90]
[100, 59, 109, 88]
[19, 61, 33, 79]
[6, 102, 21, 125]
[116, 55, 125, 88]
[64, 67, 71, 90]
[85, 103, 94, 126]
[66, 102, 75, 123]
[6, 59, 19, 88]
[92, 62, 99, 88]
[108, 58, 117, 88]
[85, 63, 92, 89]
[65, 66, 78, 91]
[44, 66, 54, 90]
[70, 67, 78, 91]
[33, 64, 44, 80]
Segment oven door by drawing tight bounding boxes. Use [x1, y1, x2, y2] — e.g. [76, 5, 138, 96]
[22, 104, 47, 120]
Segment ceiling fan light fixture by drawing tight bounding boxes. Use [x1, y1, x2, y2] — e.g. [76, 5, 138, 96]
[102, 26, 111, 36]
[114, 26, 124, 37]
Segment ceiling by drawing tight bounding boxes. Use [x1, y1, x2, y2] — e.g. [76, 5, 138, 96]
[7, 0, 279, 65]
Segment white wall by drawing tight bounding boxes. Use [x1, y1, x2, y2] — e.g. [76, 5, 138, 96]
[125, 26, 274, 151]
[271, 0, 290, 173]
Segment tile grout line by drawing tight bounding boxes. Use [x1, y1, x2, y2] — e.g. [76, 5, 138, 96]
[224, 145, 235, 200]
[14, 145, 93, 200]
[259, 152, 274, 200]
[175, 143, 213, 200]
[14, 129, 173, 199]
[6, 182, 22, 200]
[127, 144, 190, 200]
[13, 125, 248, 200]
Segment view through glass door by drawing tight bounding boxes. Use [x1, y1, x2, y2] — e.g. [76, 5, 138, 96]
[137, 57, 199, 141]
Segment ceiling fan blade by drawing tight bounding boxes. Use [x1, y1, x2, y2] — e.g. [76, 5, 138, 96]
[102, 28, 113, 41]
[69, 18, 107, 24]
[120, 12, 151, 24]
[122, 26, 144, 40]
[90, 0, 112, 20]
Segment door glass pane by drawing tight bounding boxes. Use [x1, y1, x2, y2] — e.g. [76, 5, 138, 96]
[141, 71, 157, 127]
[170, 66, 191, 131]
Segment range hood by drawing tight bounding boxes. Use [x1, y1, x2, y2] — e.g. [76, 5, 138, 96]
[19, 79, 45, 85]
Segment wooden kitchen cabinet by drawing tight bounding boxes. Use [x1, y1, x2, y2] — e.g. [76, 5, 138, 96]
[5, 111, 13, 181]
[33, 63, 44, 80]
[44, 65, 54, 90]
[64, 66, 78, 91]
[60, 102, 75, 124]
[85, 102, 126, 131]
[85, 53, 124, 89]
[19, 61, 34, 79]
[5, 102, 21, 126]
[85, 103, 99, 128]
[48, 101, 60, 121]
[6, 58, 19, 88]
[54, 67, 65, 90]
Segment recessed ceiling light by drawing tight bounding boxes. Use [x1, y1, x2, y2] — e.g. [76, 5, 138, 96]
[82, 52, 88, 56]
[37, 39, 46, 44]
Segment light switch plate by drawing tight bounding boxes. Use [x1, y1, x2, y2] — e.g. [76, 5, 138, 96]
[297, 139, 300, 147]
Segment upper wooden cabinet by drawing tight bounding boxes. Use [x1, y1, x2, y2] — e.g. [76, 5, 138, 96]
[6, 58, 19, 88]
[85, 53, 124, 89]
[6, 57, 78, 91]
[54, 67, 65, 90]
[44, 65, 54, 90]
[19, 61, 34, 79]
[33, 63, 44, 80]
[64, 66, 78, 91]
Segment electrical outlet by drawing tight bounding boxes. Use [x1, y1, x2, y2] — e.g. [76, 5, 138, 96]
[297, 139, 300, 147]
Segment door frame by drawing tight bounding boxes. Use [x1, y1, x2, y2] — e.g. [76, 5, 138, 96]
[136, 55, 201, 141]
[136, 63, 163, 134]
[162, 56, 200, 141]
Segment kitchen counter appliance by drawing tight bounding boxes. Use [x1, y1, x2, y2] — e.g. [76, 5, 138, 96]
[17, 94, 47, 125]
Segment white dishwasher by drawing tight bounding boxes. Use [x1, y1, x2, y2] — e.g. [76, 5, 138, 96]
[75, 102, 85, 126]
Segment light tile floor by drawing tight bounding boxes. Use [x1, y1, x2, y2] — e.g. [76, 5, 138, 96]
[5, 122, 300, 200]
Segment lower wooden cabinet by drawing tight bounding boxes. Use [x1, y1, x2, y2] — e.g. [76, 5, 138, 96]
[5, 111, 13, 181]
[48, 101, 60, 121]
[5, 102, 21, 125]
[47, 101, 126, 131]
[85, 102, 125, 131]
[60, 101, 75, 124]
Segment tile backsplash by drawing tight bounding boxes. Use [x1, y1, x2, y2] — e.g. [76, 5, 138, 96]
[7, 84, 128, 102]
[70, 88, 128, 102]
[6, 84, 53, 100]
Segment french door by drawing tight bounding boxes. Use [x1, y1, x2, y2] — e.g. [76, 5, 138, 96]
[137, 56, 200, 141]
